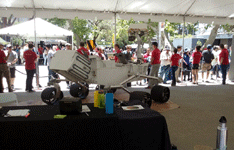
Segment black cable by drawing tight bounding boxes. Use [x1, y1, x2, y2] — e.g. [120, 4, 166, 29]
[15, 69, 49, 78]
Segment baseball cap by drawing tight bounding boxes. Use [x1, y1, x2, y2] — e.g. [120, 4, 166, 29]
[207, 45, 212, 49]
[164, 45, 170, 51]
[65, 43, 71, 46]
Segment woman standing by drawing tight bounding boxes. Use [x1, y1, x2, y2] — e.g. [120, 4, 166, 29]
[191, 46, 202, 84]
[170, 48, 182, 86]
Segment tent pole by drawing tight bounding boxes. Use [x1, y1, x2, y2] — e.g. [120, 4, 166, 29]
[181, 15, 185, 82]
[32, 0, 40, 88]
[72, 35, 74, 50]
[158, 22, 161, 49]
[114, 12, 116, 46]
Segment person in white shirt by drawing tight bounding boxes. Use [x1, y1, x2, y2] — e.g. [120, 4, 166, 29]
[211, 46, 221, 79]
[159, 46, 172, 84]
[46, 45, 58, 84]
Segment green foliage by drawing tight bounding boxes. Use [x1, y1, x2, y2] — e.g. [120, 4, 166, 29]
[196, 40, 202, 46]
[46, 17, 67, 27]
[12, 37, 23, 46]
[71, 17, 90, 42]
[221, 24, 234, 33]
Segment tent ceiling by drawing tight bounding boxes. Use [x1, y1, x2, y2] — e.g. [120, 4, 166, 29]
[0, 0, 234, 24]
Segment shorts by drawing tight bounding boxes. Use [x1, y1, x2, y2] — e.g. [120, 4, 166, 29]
[202, 63, 212, 71]
[192, 64, 199, 70]
[10, 67, 16, 78]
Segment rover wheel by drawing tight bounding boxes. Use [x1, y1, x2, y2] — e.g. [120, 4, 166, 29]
[41, 88, 63, 105]
[151, 85, 170, 103]
[129, 91, 152, 108]
[70, 83, 89, 99]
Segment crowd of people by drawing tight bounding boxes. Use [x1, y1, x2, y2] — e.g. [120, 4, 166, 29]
[0, 40, 232, 93]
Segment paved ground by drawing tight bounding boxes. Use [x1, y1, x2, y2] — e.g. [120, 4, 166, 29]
[1, 65, 234, 149]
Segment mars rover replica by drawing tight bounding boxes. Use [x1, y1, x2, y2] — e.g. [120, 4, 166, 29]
[41, 24, 170, 107]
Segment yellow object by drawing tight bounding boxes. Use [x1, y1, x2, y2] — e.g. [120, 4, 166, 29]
[94, 90, 99, 107]
[112, 33, 115, 47]
[87, 40, 95, 50]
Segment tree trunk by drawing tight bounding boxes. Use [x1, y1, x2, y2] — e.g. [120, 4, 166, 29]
[164, 29, 175, 50]
[75, 33, 81, 47]
[201, 24, 220, 51]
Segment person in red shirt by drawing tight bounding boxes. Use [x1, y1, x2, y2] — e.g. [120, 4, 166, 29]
[23, 43, 38, 92]
[143, 48, 151, 63]
[77, 42, 89, 58]
[219, 44, 229, 85]
[114, 44, 121, 63]
[146, 42, 161, 89]
[0, 43, 12, 93]
[170, 48, 182, 86]
[191, 45, 202, 84]
[38, 45, 43, 65]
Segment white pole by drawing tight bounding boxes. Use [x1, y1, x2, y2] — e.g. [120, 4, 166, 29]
[114, 12, 116, 45]
[71, 35, 74, 50]
[181, 16, 185, 82]
[158, 22, 161, 49]
[33, 6, 39, 87]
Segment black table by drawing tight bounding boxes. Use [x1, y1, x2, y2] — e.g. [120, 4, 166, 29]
[116, 100, 171, 150]
[0, 101, 171, 150]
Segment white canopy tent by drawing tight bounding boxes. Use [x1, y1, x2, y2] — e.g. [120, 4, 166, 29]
[0, 18, 73, 40]
[0, 0, 234, 81]
[0, 0, 233, 25]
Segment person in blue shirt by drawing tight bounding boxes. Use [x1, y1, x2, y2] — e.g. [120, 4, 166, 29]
[183, 48, 191, 81]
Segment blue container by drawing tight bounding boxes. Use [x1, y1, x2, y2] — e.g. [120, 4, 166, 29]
[105, 93, 114, 114]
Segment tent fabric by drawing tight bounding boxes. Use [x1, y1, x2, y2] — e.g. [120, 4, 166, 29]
[0, 0, 234, 24]
[0, 18, 73, 39]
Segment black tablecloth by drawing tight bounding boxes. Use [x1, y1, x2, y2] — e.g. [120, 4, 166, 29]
[0, 104, 122, 150]
[0, 101, 171, 150]
[116, 100, 171, 150]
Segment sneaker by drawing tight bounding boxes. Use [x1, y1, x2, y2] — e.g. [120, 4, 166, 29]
[28, 90, 35, 92]
[205, 81, 209, 83]
[176, 80, 181, 83]
[145, 86, 151, 89]
[11, 85, 14, 90]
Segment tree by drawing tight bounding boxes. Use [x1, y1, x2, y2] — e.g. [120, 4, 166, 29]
[0, 15, 17, 28]
[68, 17, 90, 46]
[115, 19, 137, 48]
[46, 17, 67, 28]
[201, 24, 220, 50]
[88, 19, 111, 42]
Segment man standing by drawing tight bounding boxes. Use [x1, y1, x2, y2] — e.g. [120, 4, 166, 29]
[159, 46, 172, 84]
[77, 42, 89, 58]
[123, 46, 132, 61]
[201, 45, 214, 82]
[146, 42, 161, 89]
[6, 44, 18, 91]
[175, 46, 183, 82]
[23, 43, 38, 92]
[219, 44, 229, 85]
[0, 43, 12, 93]
[170, 48, 182, 86]
[114, 44, 121, 63]
[46, 45, 58, 84]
